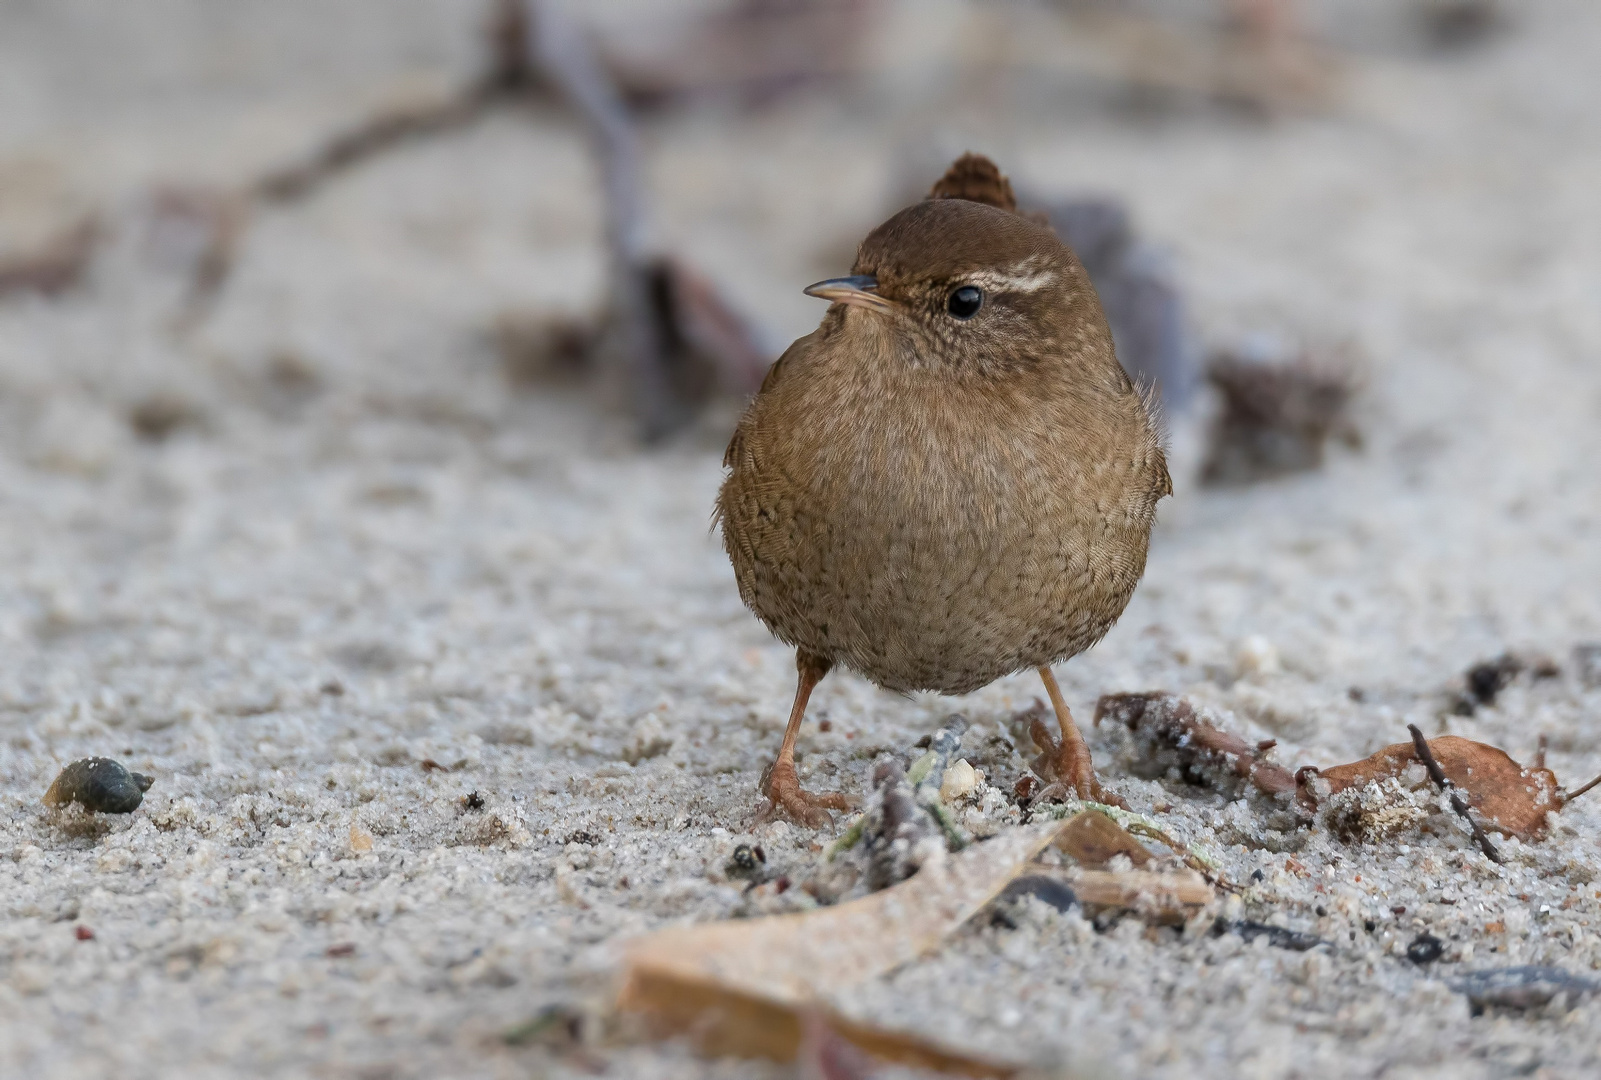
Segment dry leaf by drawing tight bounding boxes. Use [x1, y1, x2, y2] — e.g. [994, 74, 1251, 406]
[1307, 735, 1560, 840]
[620, 974, 1019, 1078]
[618, 813, 1212, 1074]
[626, 820, 1066, 1001]
[1053, 808, 1153, 868]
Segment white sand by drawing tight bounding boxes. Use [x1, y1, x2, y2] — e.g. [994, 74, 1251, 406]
[3, 2, 1601, 1077]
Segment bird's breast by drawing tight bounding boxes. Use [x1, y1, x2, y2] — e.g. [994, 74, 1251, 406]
[731, 363, 1153, 692]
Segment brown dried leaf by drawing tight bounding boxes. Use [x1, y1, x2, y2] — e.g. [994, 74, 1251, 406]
[620, 971, 1019, 1077]
[625, 820, 1066, 1002]
[620, 820, 1067, 1076]
[1309, 735, 1560, 840]
[618, 814, 1206, 1074]
[1053, 808, 1153, 868]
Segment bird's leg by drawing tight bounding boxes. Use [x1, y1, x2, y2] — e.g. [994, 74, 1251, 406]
[757, 651, 853, 828]
[1035, 665, 1125, 808]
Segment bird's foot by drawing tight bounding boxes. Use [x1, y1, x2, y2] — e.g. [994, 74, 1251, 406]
[1028, 711, 1128, 809]
[757, 757, 853, 828]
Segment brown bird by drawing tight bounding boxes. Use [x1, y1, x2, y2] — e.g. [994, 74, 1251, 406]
[716, 154, 1171, 826]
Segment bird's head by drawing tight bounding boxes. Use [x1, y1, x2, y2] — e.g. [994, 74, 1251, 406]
[805, 155, 1121, 386]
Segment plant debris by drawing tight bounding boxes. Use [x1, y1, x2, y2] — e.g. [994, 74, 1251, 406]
[621, 809, 1214, 1072]
[1094, 692, 1297, 799]
[826, 715, 973, 891]
[1050, 805, 1153, 868]
[1101, 690, 1601, 857]
[1068, 868, 1213, 924]
[619, 819, 1070, 1074]
[1200, 340, 1360, 485]
[42, 758, 154, 814]
[995, 874, 1080, 915]
[502, 1003, 587, 1048]
[1407, 724, 1502, 862]
[1308, 730, 1559, 846]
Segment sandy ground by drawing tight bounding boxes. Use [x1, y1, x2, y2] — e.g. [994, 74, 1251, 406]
[3, 2, 1601, 1077]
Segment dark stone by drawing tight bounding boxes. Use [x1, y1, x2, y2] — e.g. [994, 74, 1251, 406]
[998, 874, 1080, 914]
[1407, 932, 1445, 964]
[1451, 966, 1600, 1015]
[725, 843, 762, 879]
[1466, 654, 1521, 705]
[1215, 919, 1326, 951]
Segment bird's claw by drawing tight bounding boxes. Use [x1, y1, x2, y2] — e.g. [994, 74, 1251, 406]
[757, 758, 853, 828]
[1030, 715, 1127, 809]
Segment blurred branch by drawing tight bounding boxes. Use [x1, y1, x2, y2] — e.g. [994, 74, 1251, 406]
[255, 0, 536, 204]
[522, 0, 684, 440]
[253, 93, 498, 204]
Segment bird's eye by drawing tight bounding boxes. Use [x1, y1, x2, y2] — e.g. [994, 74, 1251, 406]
[946, 285, 982, 320]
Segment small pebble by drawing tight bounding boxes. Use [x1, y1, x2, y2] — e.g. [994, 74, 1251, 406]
[1235, 635, 1281, 678]
[725, 843, 764, 879]
[1216, 920, 1325, 952]
[42, 758, 154, 814]
[998, 874, 1080, 914]
[74, 926, 94, 941]
[939, 758, 978, 802]
[1407, 932, 1445, 964]
[1450, 965, 1600, 1015]
[1465, 653, 1520, 706]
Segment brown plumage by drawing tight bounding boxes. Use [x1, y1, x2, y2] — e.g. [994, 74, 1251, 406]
[716, 154, 1171, 825]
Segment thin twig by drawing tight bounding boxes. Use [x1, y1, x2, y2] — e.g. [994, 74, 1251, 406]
[1563, 772, 1601, 804]
[1408, 723, 1502, 864]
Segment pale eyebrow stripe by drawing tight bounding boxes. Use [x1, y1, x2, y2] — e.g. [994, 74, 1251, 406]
[965, 265, 1059, 293]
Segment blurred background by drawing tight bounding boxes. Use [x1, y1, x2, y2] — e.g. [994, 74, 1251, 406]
[0, 0, 1541, 462]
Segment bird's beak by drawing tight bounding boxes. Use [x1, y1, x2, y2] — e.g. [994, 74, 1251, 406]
[803, 275, 893, 313]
